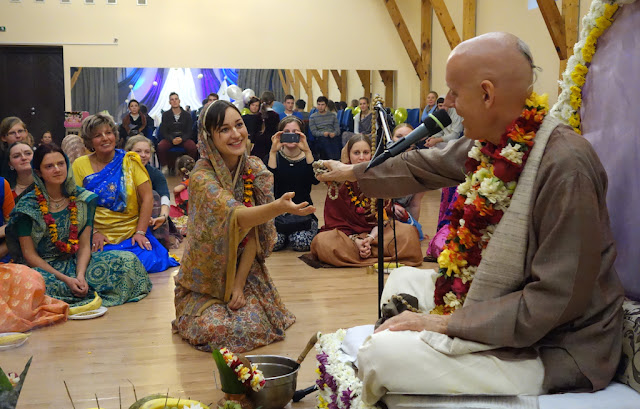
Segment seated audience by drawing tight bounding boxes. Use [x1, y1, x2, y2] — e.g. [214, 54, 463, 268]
[172, 154, 195, 216]
[424, 107, 464, 148]
[40, 131, 53, 146]
[436, 97, 445, 110]
[158, 92, 197, 175]
[243, 96, 262, 151]
[389, 124, 426, 240]
[317, 32, 624, 403]
[72, 114, 179, 273]
[118, 99, 147, 147]
[309, 96, 341, 160]
[310, 134, 423, 267]
[420, 91, 439, 122]
[61, 134, 89, 164]
[0, 175, 15, 260]
[173, 100, 313, 352]
[126, 135, 182, 250]
[294, 99, 309, 120]
[249, 91, 280, 162]
[267, 116, 319, 252]
[0, 116, 28, 186]
[7, 144, 152, 307]
[279, 94, 304, 120]
[353, 97, 373, 135]
[8, 141, 35, 199]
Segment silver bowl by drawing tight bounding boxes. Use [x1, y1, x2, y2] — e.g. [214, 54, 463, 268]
[245, 355, 299, 409]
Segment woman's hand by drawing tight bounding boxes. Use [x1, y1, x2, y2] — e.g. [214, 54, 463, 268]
[150, 215, 167, 230]
[228, 286, 246, 310]
[64, 276, 88, 298]
[270, 132, 283, 153]
[277, 192, 316, 216]
[355, 236, 372, 259]
[132, 232, 152, 250]
[393, 203, 409, 221]
[315, 160, 357, 183]
[296, 131, 311, 153]
[91, 231, 110, 252]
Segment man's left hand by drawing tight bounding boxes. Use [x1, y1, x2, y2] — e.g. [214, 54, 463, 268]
[375, 310, 450, 334]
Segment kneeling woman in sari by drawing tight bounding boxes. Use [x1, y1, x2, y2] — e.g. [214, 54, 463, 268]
[7, 144, 152, 307]
[310, 134, 423, 267]
[71, 114, 178, 273]
[173, 101, 314, 352]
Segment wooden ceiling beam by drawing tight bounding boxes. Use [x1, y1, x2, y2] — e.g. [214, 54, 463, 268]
[420, 0, 433, 110]
[70, 67, 83, 90]
[383, 0, 426, 80]
[356, 70, 371, 100]
[311, 69, 330, 97]
[379, 70, 395, 108]
[331, 70, 348, 102]
[537, 0, 568, 60]
[277, 69, 290, 96]
[431, 0, 461, 49]
[462, 0, 476, 41]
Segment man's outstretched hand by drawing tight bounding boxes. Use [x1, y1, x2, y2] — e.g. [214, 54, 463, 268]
[315, 160, 358, 183]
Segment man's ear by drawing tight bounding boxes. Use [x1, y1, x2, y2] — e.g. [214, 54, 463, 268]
[480, 80, 495, 108]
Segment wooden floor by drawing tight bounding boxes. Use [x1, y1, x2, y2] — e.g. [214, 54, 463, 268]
[5, 181, 442, 409]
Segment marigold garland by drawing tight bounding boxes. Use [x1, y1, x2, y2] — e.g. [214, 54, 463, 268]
[35, 186, 79, 254]
[551, 1, 619, 134]
[431, 93, 549, 315]
[219, 347, 266, 392]
[344, 181, 388, 221]
[241, 167, 255, 207]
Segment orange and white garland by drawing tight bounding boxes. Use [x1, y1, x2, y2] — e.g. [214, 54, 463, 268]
[432, 93, 549, 314]
[219, 347, 265, 392]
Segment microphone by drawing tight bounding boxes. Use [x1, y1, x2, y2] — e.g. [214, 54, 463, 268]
[365, 109, 452, 171]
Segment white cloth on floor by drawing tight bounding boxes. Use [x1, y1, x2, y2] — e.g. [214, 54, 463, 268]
[358, 268, 545, 405]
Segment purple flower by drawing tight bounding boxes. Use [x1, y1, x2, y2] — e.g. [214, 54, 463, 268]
[341, 389, 353, 409]
[324, 373, 337, 391]
[328, 402, 339, 409]
[317, 352, 329, 365]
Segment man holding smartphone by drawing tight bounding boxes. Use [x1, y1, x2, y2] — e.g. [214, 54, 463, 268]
[309, 96, 341, 160]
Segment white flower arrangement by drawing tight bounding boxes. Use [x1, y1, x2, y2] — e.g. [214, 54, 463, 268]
[315, 330, 378, 409]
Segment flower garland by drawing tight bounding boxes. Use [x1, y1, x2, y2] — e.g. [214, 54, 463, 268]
[345, 182, 371, 215]
[219, 347, 266, 392]
[315, 330, 375, 409]
[35, 186, 79, 254]
[431, 93, 549, 315]
[551, 0, 621, 133]
[241, 168, 255, 207]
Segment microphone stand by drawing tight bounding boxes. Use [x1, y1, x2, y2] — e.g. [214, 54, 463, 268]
[372, 102, 393, 318]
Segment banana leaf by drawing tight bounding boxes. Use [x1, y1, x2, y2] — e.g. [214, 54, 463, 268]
[211, 348, 246, 395]
[0, 357, 32, 409]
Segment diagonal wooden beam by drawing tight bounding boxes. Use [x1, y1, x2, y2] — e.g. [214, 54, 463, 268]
[356, 70, 371, 100]
[310, 69, 329, 97]
[383, 0, 425, 80]
[70, 67, 83, 90]
[295, 69, 312, 109]
[379, 70, 394, 108]
[331, 70, 348, 102]
[277, 69, 290, 95]
[462, 0, 476, 41]
[284, 69, 299, 98]
[537, 0, 568, 60]
[420, 0, 433, 110]
[431, 0, 462, 49]
[559, 0, 579, 89]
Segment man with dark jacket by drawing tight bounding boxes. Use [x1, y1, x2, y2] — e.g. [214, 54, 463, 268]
[158, 92, 197, 174]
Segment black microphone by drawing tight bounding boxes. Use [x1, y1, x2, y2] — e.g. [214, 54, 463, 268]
[365, 109, 452, 171]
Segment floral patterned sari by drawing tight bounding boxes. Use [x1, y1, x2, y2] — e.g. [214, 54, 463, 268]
[172, 132, 295, 352]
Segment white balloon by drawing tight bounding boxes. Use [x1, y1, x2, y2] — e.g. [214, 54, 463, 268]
[233, 100, 245, 110]
[152, 81, 158, 86]
[125, 99, 129, 104]
[242, 89, 256, 104]
[227, 85, 243, 100]
[129, 84, 133, 89]
[197, 73, 204, 79]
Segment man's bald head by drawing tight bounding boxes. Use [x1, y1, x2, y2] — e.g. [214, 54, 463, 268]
[444, 32, 536, 143]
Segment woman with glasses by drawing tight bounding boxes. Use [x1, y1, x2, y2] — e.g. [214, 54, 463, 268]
[0, 117, 28, 186]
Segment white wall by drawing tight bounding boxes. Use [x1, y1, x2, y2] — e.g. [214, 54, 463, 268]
[0, 0, 591, 111]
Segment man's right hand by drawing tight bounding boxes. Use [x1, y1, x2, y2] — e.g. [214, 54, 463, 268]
[173, 137, 183, 145]
[315, 160, 357, 183]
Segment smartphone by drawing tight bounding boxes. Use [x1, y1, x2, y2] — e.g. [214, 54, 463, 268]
[280, 133, 300, 143]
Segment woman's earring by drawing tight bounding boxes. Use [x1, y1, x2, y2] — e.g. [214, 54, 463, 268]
[9, 166, 14, 171]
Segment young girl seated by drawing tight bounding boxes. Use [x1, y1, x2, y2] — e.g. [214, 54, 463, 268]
[172, 155, 196, 216]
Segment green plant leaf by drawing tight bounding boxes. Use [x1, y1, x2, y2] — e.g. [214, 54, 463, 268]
[211, 348, 246, 395]
[0, 369, 13, 392]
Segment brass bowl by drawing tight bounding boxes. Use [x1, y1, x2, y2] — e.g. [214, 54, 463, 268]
[245, 355, 299, 409]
